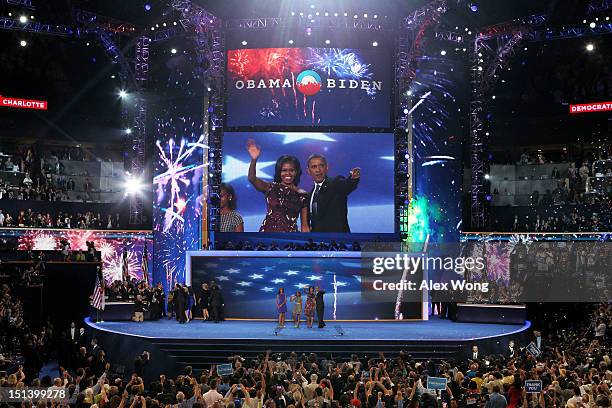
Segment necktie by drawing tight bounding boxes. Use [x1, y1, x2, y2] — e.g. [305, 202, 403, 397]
[312, 184, 321, 216]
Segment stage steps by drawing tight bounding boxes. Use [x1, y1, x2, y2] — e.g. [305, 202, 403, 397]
[150, 339, 465, 371]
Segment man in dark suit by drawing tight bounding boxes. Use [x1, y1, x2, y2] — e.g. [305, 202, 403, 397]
[209, 282, 224, 323]
[315, 286, 326, 328]
[306, 154, 360, 232]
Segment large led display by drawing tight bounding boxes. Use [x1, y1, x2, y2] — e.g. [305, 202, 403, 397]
[221, 132, 395, 233]
[226, 48, 392, 128]
[188, 251, 422, 320]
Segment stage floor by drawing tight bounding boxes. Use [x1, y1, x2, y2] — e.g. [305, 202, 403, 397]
[85, 317, 531, 341]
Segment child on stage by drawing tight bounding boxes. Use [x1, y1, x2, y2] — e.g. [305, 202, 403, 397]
[290, 291, 303, 328]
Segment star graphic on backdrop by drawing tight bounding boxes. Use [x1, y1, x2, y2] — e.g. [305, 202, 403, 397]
[284, 270, 299, 276]
[261, 287, 274, 292]
[240, 261, 252, 266]
[233, 290, 246, 296]
[306, 275, 323, 281]
[334, 281, 348, 287]
[205, 263, 219, 268]
[225, 268, 240, 274]
[237, 281, 252, 287]
[272, 278, 285, 284]
[294, 283, 309, 289]
[380, 156, 395, 161]
[262, 266, 275, 272]
[271, 132, 337, 145]
[216, 276, 229, 281]
[222, 155, 275, 183]
[249, 274, 264, 280]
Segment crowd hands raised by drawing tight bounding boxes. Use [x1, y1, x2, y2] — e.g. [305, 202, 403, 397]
[0, 302, 608, 408]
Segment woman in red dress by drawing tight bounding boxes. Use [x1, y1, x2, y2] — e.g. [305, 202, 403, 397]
[247, 139, 309, 232]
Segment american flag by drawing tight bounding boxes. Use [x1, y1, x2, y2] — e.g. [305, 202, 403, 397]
[92, 269, 105, 310]
[122, 247, 129, 282]
[142, 245, 150, 286]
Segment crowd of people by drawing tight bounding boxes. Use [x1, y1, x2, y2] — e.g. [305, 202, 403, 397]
[215, 239, 362, 252]
[0, 299, 609, 408]
[0, 208, 124, 230]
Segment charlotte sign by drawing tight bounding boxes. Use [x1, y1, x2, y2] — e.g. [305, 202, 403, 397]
[0, 95, 48, 110]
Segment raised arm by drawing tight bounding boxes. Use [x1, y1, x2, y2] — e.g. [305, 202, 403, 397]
[247, 139, 270, 193]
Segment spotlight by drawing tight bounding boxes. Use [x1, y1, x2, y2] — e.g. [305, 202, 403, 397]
[288, 39, 294, 44]
[20, 40, 27, 47]
[374, 14, 378, 18]
[306, 28, 312, 36]
[478, 66, 482, 71]
[470, 3, 478, 12]
[589, 22, 596, 28]
[310, 4, 315, 8]
[155, 23, 159, 27]
[162, 22, 167, 27]
[171, 48, 177, 54]
[363, 13, 368, 18]
[151, 27, 155, 30]
[125, 128, 132, 134]
[484, 174, 490, 180]
[241, 40, 248, 45]
[19, 15, 27, 23]
[299, 12, 304, 16]
[291, 11, 295, 15]
[123, 175, 145, 196]
[343, 12, 348, 16]
[325, 39, 330, 44]
[324, 12, 328, 16]
[586, 43, 594, 51]
[353, 14, 358, 18]
[492, 95, 496, 99]
[207, 87, 212, 92]
[119, 90, 127, 98]
[111, 75, 116, 79]
[144, 3, 151, 11]
[8, 13, 11, 16]
[316, 11, 319, 15]
[334, 12, 338, 16]
[403, 108, 409, 114]
[30, 15, 34, 19]
[173, 21, 177, 25]
[86, 42, 90, 46]
[440, 50, 446, 56]
[372, 41, 378, 47]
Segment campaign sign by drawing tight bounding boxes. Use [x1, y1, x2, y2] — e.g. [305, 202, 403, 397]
[217, 363, 234, 376]
[427, 377, 448, 390]
[526, 342, 541, 357]
[525, 380, 542, 393]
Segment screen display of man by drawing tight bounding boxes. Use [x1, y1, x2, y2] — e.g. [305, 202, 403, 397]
[307, 154, 360, 232]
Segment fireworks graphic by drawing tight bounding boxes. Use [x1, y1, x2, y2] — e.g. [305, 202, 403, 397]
[308, 48, 373, 79]
[154, 134, 208, 232]
[227, 48, 306, 80]
[104, 247, 141, 282]
[17, 231, 59, 250]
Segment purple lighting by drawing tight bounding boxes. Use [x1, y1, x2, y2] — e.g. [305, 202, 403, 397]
[470, 3, 478, 12]
[144, 3, 152, 11]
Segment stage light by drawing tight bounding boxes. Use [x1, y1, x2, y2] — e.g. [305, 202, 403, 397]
[171, 48, 177, 54]
[354, 14, 358, 19]
[20, 40, 27, 47]
[8, 13, 11, 16]
[324, 12, 328, 16]
[19, 15, 27, 23]
[207, 87, 212, 92]
[306, 28, 312, 36]
[586, 43, 594, 51]
[478, 66, 482, 71]
[403, 108, 409, 114]
[374, 14, 378, 18]
[440, 50, 446, 56]
[291, 11, 295, 16]
[325, 39, 330, 44]
[583, 19, 587, 23]
[288, 39, 294, 44]
[343, 12, 348, 16]
[470, 3, 478, 12]
[123, 175, 145, 196]
[173, 21, 177, 25]
[364, 13, 368, 18]
[86, 42, 90, 46]
[465, 27, 468, 32]
[372, 41, 378, 47]
[111, 75, 116, 79]
[241, 40, 248, 45]
[468, 31, 472, 35]
[310, 4, 315, 8]
[144, 3, 151, 11]
[300, 12, 304, 16]
[151, 27, 155, 30]
[334, 12, 338, 16]
[492, 95, 496, 99]
[589, 22, 596, 28]
[484, 174, 490, 180]
[119, 90, 128, 98]
[125, 128, 132, 135]
[30, 15, 34, 19]
[316, 11, 320, 15]
[155, 23, 159, 27]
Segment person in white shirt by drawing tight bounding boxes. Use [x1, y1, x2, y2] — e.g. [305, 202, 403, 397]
[203, 379, 224, 407]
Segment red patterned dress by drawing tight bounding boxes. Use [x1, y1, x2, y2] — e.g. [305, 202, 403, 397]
[259, 182, 308, 232]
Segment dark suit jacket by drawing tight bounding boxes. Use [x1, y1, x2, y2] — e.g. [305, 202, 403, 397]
[309, 176, 359, 232]
[315, 290, 325, 310]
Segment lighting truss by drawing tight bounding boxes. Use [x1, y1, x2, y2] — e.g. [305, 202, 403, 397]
[0, 16, 72, 36]
[6, 0, 35, 9]
[129, 36, 151, 225]
[74, 8, 139, 35]
[396, 0, 447, 242]
[434, 30, 466, 43]
[225, 17, 393, 32]
[586, 0, 612, 14]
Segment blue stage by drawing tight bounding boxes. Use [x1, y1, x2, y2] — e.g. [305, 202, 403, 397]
[86, 318, 530, 341]
[84, 317, 531, 380]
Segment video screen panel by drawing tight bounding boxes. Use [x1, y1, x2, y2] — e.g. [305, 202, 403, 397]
[226, 48, 392, 128]
[221, 132, 395, 233]
[189, 251, 422, 320]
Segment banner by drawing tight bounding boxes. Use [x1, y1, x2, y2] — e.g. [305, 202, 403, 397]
[0, 95, 48, 110]
[569, 102, 612, 114]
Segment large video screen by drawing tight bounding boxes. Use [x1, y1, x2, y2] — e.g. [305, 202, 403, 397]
[188, 251, 422, 320]
[226, 48, 392, 128]
[221, 132, 395, 233]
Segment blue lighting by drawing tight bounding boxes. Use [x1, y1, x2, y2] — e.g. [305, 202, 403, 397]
[144, 3, 152, 11]
[470, 3, 478, 12]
